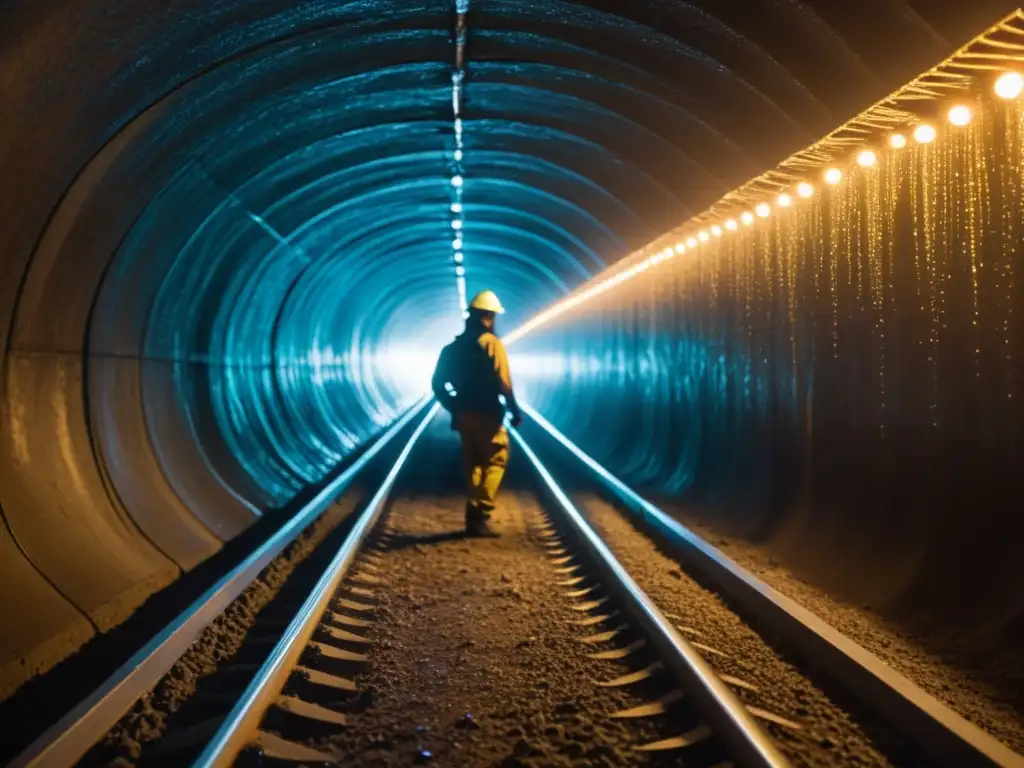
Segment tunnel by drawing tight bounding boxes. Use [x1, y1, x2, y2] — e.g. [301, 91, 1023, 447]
[2, 0, 1023, 725]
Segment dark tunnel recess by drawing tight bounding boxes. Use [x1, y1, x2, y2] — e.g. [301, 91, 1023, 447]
[0, 0, 1012, 699]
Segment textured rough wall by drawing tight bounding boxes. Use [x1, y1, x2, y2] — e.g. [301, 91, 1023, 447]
[516, 96, 1024, 645]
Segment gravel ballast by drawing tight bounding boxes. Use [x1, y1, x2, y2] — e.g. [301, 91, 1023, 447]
[318, 427, 701, 767]
[51, 416, 1013, 767]
[79, 491, 366, 767]
[661, 508, 1024, 754]
[567, 492, 927, 767]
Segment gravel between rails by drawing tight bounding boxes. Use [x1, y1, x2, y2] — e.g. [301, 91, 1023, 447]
[78, 491, 365, 767]
[570, 493, 928, 768]
[661, 510, 1024, 754]
[316, 427, 702, 768]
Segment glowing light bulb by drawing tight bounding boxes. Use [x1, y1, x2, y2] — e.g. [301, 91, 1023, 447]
[824, 167, 842, 185]
[451, 175, 464, 187]
[455, 266, 465, 276]
[711, 225, 723, 237]
[452, 237, 463, 249]
[686, 237, 698, 248]
[995, 71, 1023, 100]
[797, 182, 814, 198]
[889, 133, 907, 149]
[914, 124, 936, 144]
[947, 105, 973, 126]
[453, 252, 464, 263]
[454, 149, 464, 162]
[724, 218, 738, 231]
[698, 230, 710, 242]
[451, 219, 463, 230]
[777, 193, 792, 208]
[740, 211, 754, 226]
[675, 242, 686, 254]
[755, 202, 771, 218]
[450, 202, 463, 213]
[856, 150, 877, 167]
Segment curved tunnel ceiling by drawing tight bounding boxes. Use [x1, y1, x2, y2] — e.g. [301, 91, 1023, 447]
[2, 0, 999, 353]
[0, 0, 1016, 696]
[3, 0, 1002, 394]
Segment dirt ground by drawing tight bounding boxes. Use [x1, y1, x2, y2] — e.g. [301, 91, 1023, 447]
[656, 506, 1024, 754]
[568, 493, 928, 768]
[317, 426, 702, 767]
[68, 419, 1018, 767]
[78, 491, 367, 767]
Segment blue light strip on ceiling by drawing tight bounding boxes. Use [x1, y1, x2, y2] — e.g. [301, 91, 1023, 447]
[450, 0, 469, 316]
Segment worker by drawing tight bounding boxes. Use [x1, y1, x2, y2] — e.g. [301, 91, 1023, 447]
[431, 289, 523, 537]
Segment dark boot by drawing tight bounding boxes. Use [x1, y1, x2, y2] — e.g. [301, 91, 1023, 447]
[465, 504, 499, 538]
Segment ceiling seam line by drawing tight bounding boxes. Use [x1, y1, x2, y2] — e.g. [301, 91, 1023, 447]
[450, 0, 469, 317]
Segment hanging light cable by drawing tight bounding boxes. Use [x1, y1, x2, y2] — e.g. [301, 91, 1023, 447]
[450, 0, 470, 317]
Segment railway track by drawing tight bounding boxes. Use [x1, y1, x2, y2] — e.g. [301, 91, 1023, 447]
[7, 403, 1024, 767]
[517, 404, 1024, 768]
[179, 409, 786, 767]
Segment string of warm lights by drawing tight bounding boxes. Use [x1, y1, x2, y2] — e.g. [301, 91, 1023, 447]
[450, 0, 470, 317]
[504, 55, 1024, 346]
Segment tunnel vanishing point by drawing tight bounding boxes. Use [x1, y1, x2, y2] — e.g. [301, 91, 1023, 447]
[2, 0, 1024, 706]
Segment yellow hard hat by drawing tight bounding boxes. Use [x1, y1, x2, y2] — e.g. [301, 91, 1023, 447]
[469, 290, 505, 314]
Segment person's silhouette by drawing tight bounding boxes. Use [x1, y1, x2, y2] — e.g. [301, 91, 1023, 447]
[431, 290, 522, 537]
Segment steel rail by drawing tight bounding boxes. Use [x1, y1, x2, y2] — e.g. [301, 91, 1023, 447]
[521, 403, 1024, 768]
[192, 402, 439, 767]
[511, 428, 791, 768]
[9, 398, 432, 768]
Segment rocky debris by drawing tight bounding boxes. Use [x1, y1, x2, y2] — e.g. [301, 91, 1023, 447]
[668, 509, 1024, 754]
[573, 494, 920, 767]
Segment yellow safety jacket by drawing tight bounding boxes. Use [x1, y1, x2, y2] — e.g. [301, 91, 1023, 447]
[431, 327, 520, 420]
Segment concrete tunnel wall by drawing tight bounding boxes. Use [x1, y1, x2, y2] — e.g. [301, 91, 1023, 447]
[516, 96, 1024, 650]
[0, 0, 1016, 697]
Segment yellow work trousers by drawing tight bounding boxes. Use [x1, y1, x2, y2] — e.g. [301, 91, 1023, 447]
[455, 411, 509, 514]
